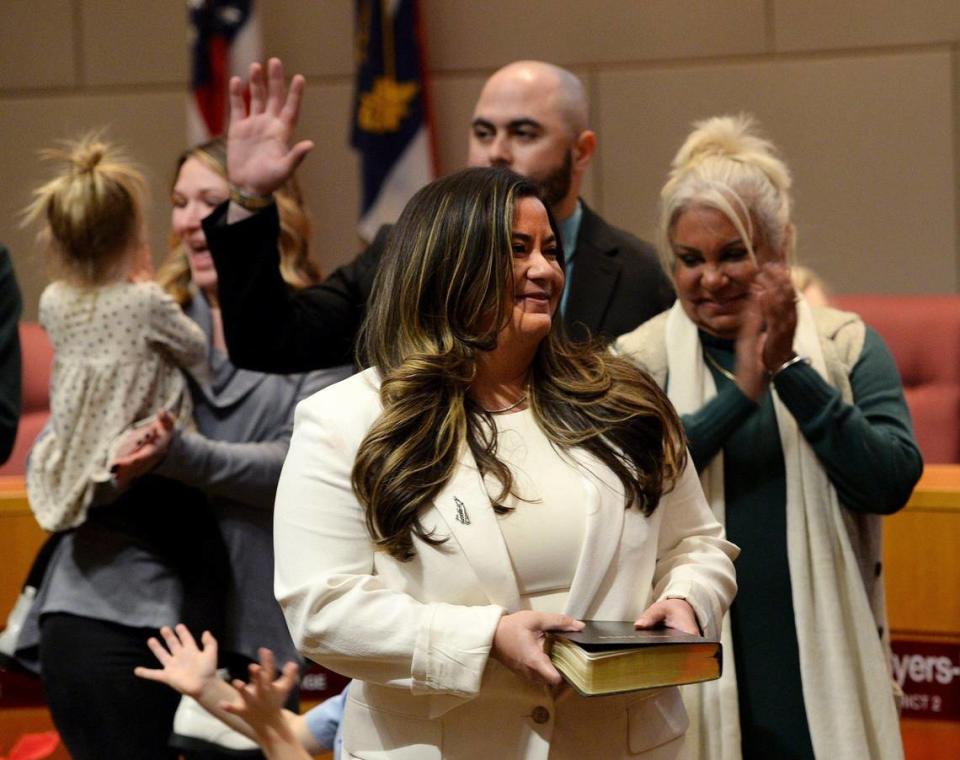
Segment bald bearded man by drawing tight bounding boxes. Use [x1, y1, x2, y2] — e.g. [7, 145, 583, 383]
[206, 59, 672, 372]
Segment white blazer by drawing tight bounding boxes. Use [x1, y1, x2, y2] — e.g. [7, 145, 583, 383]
[274, 368, 738, 760]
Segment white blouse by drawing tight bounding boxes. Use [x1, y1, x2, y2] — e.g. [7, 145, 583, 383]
[489, 408, 587, 613]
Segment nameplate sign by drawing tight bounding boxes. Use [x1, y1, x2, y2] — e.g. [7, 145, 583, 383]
[299, 661, 350, 702]
[892, 639, 960, 721]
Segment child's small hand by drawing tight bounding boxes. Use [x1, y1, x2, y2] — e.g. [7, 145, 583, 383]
[222, 648, 300, 737]
[111, 411, 175, 489]
[134, 624, 220, 700]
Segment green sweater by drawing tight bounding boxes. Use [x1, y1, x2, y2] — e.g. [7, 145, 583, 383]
[686, 327, 921, 759]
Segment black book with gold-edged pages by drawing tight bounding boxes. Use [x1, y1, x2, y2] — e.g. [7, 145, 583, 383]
[547, 620, 722, 697]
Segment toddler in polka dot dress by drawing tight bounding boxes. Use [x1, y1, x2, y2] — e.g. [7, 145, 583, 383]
[23, 135, 208, 532]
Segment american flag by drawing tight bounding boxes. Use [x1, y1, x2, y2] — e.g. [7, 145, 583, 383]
[352, 0, 436, 241]
[187, 0, 262, 143]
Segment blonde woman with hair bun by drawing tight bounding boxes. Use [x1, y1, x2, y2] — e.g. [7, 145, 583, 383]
[616, 115, 921, 760]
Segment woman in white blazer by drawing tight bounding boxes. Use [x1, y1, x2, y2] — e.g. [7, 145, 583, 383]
[274, 167, 738, 760]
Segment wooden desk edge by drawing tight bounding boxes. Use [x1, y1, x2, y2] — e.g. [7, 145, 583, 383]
[0, 476, 28, 517]
[900, 464, 960, 512]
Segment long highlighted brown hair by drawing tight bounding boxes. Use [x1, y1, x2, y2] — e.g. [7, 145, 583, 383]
[156, 137, 322, 302]
[353, 167, 687, 561]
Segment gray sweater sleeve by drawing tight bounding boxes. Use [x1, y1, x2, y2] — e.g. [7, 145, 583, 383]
[153, 366, 349, 509]
[154, 433, 287, 509]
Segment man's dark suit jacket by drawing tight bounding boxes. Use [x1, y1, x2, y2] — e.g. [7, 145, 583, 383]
[0, 246, 21, 464]
[205, 200, 674, 373]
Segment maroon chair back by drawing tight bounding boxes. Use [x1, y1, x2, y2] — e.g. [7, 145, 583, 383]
[832, 294, 960, 464]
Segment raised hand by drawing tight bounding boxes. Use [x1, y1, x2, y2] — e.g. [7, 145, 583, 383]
[134, 624, 219, 699]
[492, 611, 584, 687]
[634, 598, 700, 636]
[222, 648, 301, 740]
[227, 57, 315, 197]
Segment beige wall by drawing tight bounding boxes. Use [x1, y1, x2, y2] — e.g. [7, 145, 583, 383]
[2, 0, 959, 320]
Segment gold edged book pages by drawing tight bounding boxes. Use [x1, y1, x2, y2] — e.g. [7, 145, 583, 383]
[548, 620, 722, 697]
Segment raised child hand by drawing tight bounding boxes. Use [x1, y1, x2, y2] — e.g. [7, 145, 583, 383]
[222, 648, 300, 735]
[134, 624, 219, 699]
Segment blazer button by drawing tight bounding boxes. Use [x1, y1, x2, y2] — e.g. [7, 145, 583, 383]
[531, 706, 550, 724]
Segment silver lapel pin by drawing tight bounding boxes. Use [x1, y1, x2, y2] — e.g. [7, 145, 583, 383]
[454, 497, 470, 525]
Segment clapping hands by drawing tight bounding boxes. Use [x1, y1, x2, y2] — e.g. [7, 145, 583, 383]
[734, 261, 799, 400]
[752, 262, 799, 372]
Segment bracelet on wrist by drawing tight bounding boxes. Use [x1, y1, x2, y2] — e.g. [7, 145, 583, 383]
[228, 185, 275, 212]
[768, 353, 810, 380]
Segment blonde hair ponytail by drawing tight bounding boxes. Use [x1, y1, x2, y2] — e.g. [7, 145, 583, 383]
[659, 114, 794, 274]
[22, 133, 147, 286]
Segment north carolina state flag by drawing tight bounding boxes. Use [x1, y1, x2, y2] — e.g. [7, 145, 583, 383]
[352, 0, 436, 241]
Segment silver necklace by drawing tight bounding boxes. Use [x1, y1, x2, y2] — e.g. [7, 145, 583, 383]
[481, 393, 528, 414]
[703, 349, 737, 384]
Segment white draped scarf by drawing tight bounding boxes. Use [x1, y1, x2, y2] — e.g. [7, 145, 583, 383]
[662, 300, 902, 760]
